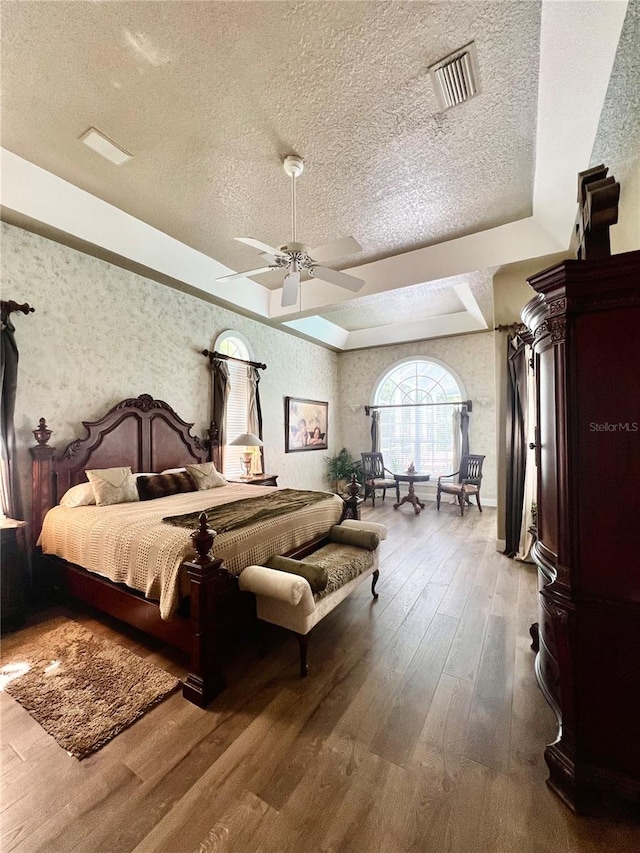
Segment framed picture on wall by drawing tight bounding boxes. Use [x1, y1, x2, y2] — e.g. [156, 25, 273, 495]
[285, 397, 328, 452]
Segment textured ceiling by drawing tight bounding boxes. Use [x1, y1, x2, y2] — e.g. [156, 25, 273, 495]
[319, 269, 495, 332]
[0, 1, 540, 280]
[2, 1, 633, 350]
[590, 2, 640, 176]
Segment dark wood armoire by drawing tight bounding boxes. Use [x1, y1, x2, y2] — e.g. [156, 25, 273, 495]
[523, 249, 640, 814]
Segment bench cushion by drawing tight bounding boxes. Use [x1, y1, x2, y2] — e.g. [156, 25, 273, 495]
[306, 543, 375, 600]
[328, 525, 380, 551]
[265, 554, 329, 593]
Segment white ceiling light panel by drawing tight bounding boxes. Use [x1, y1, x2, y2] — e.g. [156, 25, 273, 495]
[80, 127, 133, 165]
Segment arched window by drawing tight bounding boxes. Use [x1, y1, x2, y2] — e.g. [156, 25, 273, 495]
[373, 358, 464, 476]
[214, 331, 254, 477]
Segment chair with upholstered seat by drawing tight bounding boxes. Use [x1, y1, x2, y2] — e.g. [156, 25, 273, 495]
[436, 454, 485, 516]
[361, 452, 399, 507]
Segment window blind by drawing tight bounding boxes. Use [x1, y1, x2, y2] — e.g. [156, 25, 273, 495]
[223, 360, 249, 478]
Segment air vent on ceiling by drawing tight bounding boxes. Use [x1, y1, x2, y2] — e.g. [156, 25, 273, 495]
[429, 41, 480, 111]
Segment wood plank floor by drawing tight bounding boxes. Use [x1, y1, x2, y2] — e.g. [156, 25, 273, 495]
[2, 501, 639, 852]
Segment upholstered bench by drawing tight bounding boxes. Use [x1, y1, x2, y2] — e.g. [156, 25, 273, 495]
[238, 519, 387, 676]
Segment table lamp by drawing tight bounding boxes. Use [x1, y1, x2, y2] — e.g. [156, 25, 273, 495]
[230, 432, 263, 478]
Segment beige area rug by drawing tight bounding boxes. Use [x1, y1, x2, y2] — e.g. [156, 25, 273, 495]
[1, 619, 179, 759]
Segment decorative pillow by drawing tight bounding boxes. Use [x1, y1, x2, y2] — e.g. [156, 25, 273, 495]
[59, 482, 96, 508]
[185, 462, 227, 490]
[86, 467, 140, 507]
[329, 525, 380, 551]
[136, 471, 196, 502]
[265, 555, 329, 593]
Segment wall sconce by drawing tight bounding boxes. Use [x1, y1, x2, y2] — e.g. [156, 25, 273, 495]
[229, 432, 263, 478]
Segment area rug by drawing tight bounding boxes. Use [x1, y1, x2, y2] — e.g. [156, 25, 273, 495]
[1, 620, 180, 759]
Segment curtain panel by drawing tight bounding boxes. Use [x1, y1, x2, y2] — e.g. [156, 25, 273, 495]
[370, 410, 380, 452]
[460, 407, 470, 457]
[247, 366, 263, 475]
[505, 334, 529, 557]
[0, 316, 23, 519]
[211, 360, 230, 467]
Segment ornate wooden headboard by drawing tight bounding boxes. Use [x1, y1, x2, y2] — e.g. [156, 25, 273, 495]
[30, 394, 218, 541]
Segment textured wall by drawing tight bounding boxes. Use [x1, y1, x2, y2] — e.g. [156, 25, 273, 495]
[590, 0, 640, 256]
[337, 333, 497, 502]
[2, 222, 338, 519]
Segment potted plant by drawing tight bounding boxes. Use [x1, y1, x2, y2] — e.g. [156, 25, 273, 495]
[325, 448, 363, 494]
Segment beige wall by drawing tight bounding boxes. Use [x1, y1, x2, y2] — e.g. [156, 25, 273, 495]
[337, 332, 497, 503]
[611, 155, 640, 255]
[2, 222, 338, 520]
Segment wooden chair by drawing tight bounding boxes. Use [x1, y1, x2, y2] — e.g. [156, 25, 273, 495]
[361, 452, 399, 507]
[436, 454, 485, 516]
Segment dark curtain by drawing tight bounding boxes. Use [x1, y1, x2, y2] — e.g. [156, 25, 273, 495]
[370, 410, 380, 452]
[505, 334, 529, 556]
[247, 366, 263, 473]
[460, 407, 470, 457]
[247, 366, 263, 440]
[211, 359, 230, 462]
[0, 315, 23, 520]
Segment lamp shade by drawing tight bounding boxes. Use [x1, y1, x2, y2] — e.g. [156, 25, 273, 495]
[230, 432, 263, 447]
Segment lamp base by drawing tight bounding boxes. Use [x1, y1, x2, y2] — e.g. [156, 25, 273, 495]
[239, 453, 253, 479]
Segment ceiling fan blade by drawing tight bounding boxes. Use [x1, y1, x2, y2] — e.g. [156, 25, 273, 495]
[309, 236, 362, 263]
[311, 266, 365, 293]
[281, 271, 300, 307]
[235, 237, 285, 257]
[216, 266, 274, 284]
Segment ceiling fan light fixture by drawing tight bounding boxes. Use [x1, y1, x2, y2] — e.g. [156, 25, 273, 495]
[217, 154, 364, 307]
[429, 41, 480, 111]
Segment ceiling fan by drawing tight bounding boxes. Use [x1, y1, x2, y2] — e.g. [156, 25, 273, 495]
[216, 155, 365, 307]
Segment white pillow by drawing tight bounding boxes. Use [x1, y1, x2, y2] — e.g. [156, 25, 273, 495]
[185, 462, 227, 490]
[161, 468, 186, 474]
[59, 482, 96, 508]
[86, 466, 140, 507]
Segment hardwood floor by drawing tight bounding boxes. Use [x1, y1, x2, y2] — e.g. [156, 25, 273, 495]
[2, 501, 639, 852]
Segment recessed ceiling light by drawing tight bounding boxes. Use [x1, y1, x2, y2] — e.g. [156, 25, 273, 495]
[79, 127, 133, 165]
[429, 42, 480, 111]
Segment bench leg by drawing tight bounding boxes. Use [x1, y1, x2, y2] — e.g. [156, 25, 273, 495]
[297, 632, 310, 677]
[371, 569, 380, 600]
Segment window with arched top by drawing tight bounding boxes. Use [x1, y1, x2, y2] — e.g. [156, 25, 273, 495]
[373, 358, 465, 476]
[214, 331, 254, 477]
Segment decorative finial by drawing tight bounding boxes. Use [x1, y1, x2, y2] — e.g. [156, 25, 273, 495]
[191, 512, 216, 563]
[347, 473, 360, 498]
[33, 417, 52, 446]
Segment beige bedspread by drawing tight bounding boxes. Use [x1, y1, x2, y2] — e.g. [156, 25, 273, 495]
[40, 484, 344, 619]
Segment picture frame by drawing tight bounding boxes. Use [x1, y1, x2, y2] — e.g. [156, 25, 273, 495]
[285, 397, 329, 452]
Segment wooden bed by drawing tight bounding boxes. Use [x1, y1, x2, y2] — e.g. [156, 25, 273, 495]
[31, 394, 353, 707]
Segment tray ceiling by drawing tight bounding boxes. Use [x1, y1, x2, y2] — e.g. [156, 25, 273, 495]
[0, 1, 634, 350]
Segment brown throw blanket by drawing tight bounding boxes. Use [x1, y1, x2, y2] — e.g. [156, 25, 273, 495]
[162, 488, 333, 534]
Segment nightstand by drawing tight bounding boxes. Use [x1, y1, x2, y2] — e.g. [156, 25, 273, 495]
[228, 475, 278, 487]
[1, 518, 28, 632]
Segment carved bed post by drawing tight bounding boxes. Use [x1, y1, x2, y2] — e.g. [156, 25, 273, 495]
[341, 474, 362, 521]
[30, 418, 55, 544]
[182, 512, 228, 707]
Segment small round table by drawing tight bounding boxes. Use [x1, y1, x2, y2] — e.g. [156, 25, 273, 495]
[393, 472, 431, 515]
